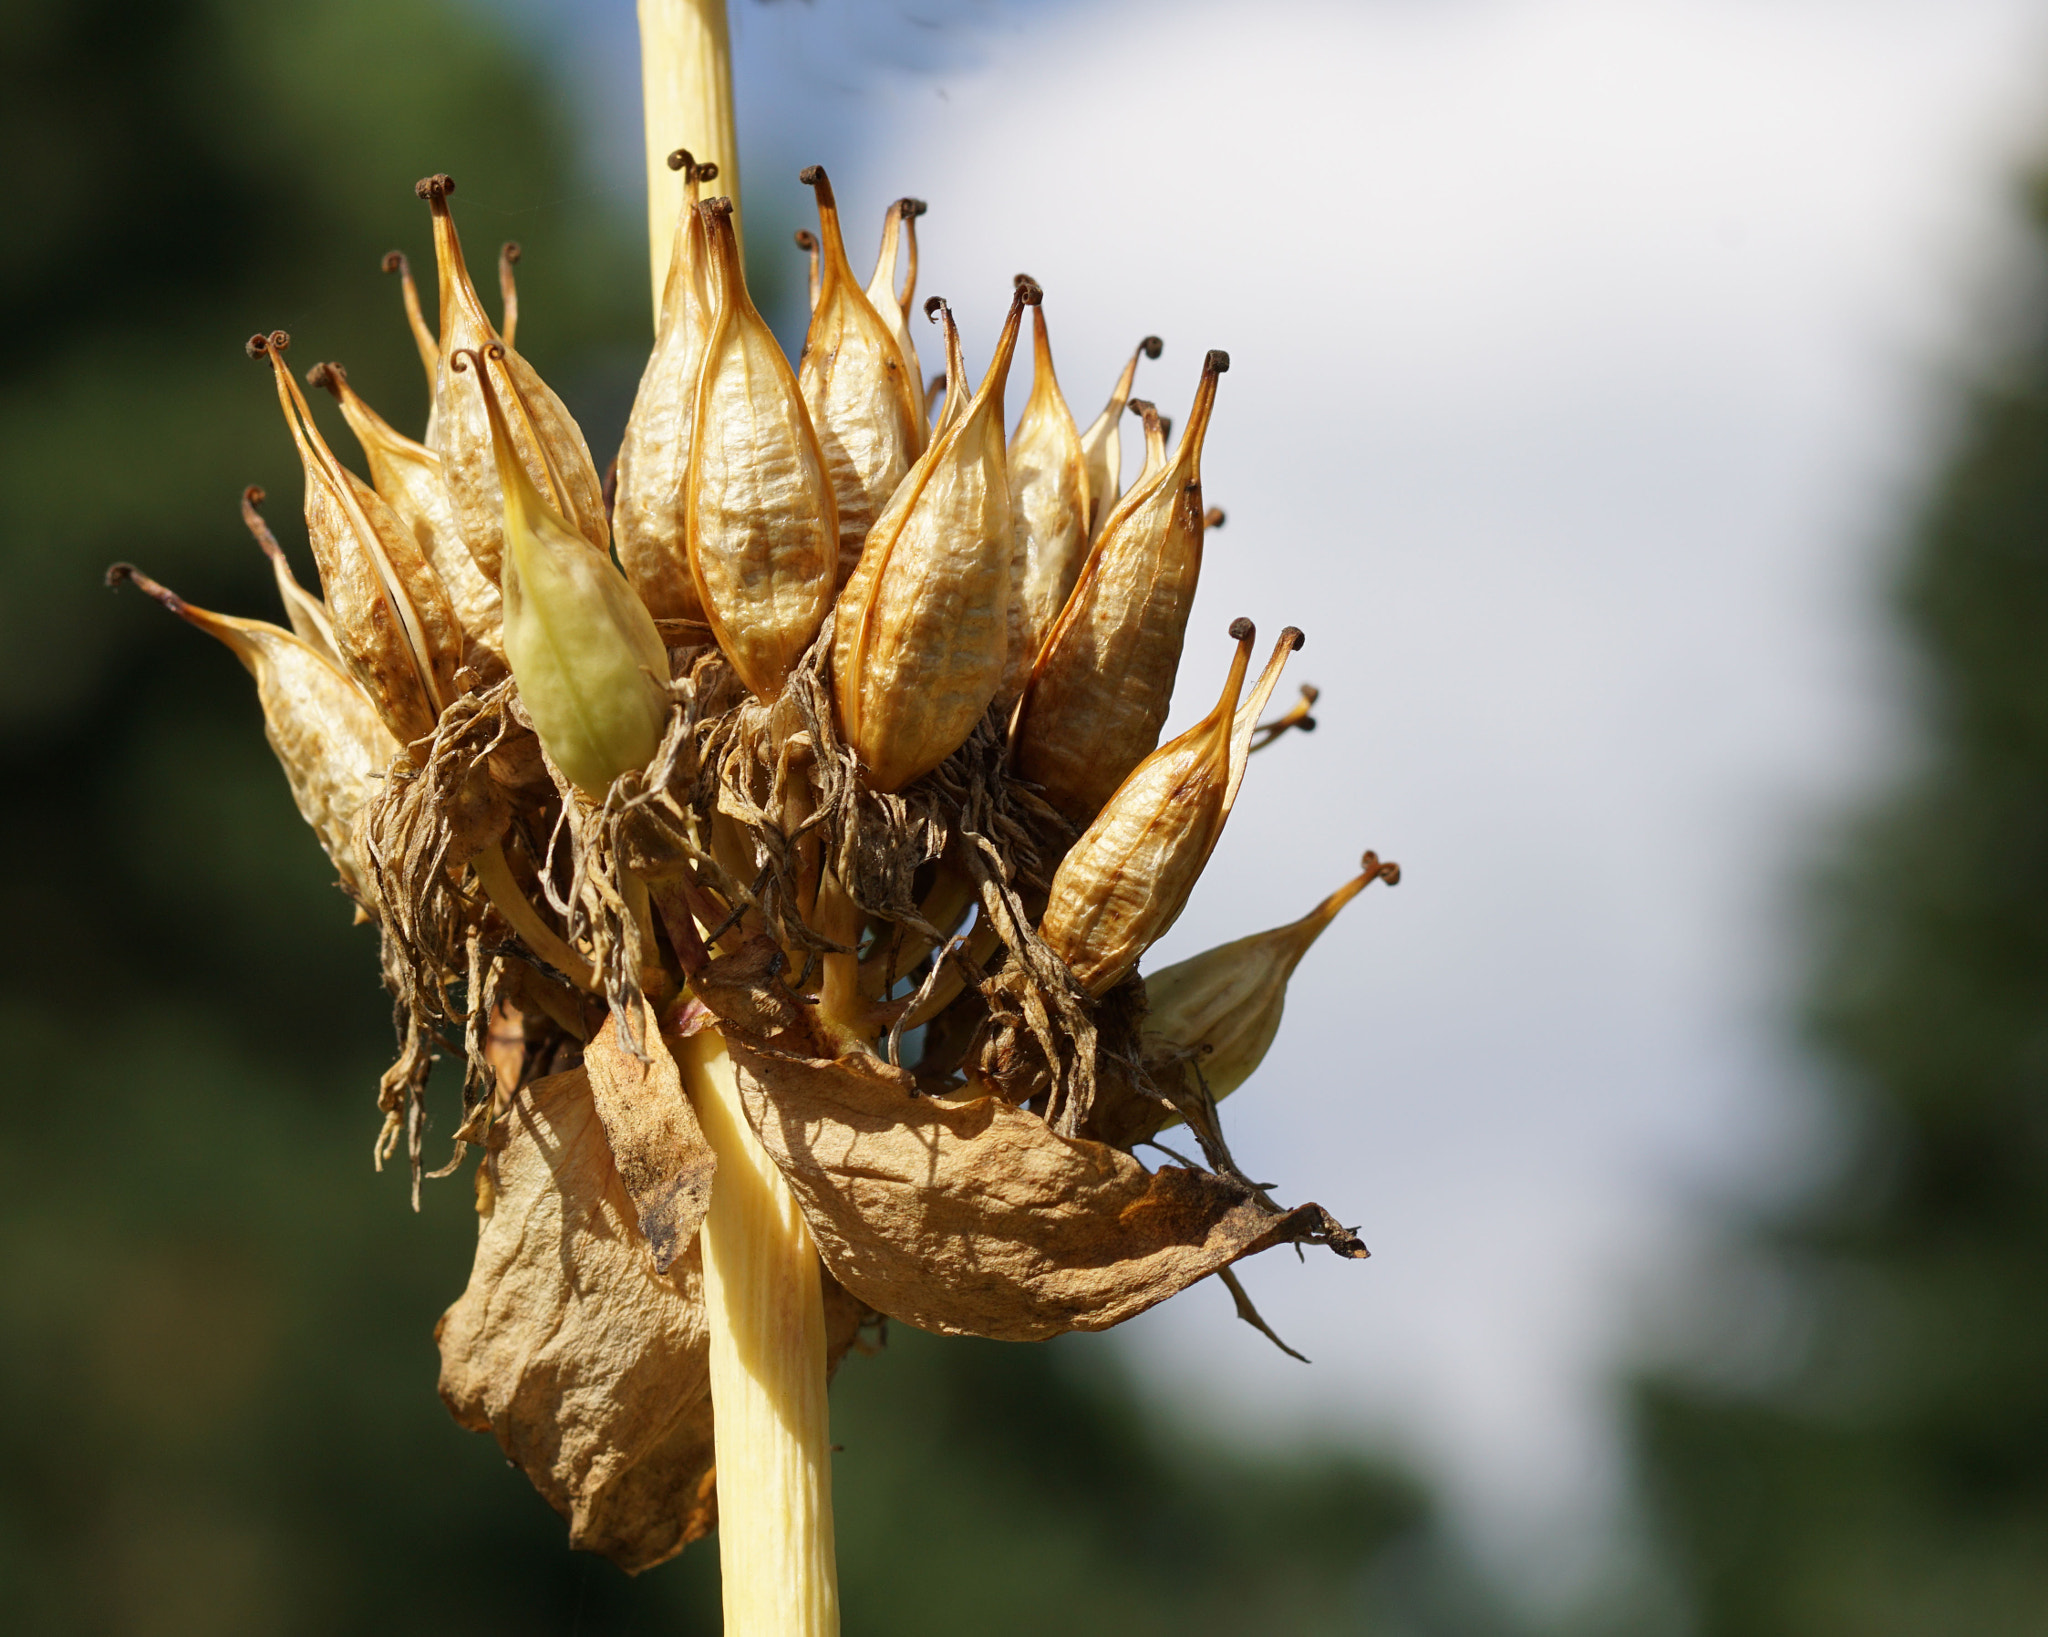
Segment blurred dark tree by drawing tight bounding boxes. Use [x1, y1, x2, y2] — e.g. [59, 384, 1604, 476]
[0, 1, 1504, 1631]
[1629, 171, 2048, 1634]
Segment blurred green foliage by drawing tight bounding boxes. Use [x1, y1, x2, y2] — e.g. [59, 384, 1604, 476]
[0, 1, 1499, 1630]
[1629, 175, 2048, 1634]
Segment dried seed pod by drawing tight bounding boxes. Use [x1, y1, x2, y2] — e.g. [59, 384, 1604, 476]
[614, 152, 717, 624]
[864, 197, 927, 450]
[459, 345, 670, 799]
[417, 173, 608, 582]
[381, 249, 439, 442]
[796, 165, 925, 588]
[1143, 851, 1399, 1101]
[107, 563, 399, 901]
[241, 485, 339, 666]
[250, 330, 459, 748]
[1000, 295, 1092, 702]
[307, 361, 506, 679]
[1010, 349, 1229, 825]
[686, 195, 839, 700]
[831, 280, 1034, 793]
[1038, 619, 1300, 997]
[1077, 334, 1161, 538]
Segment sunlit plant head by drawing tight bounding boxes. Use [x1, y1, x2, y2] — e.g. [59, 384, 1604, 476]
[108, 2, 1399, 1628]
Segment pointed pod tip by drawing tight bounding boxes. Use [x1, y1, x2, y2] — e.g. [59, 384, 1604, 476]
[1229, 616, 1255, 642]
[413, 173, 455, 203]
[1205, 349, 1230, 375]
[104, 561, 183, 616]
[1141, 335, 1164, 359]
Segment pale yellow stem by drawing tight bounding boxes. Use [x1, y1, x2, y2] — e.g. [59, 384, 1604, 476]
[676, 1029, 840, 1636]
[472, 842, 597, 992]
[639, 0, 741, 330]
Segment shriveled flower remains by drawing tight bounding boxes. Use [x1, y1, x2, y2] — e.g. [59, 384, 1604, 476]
[110, 158, 1396, 1571]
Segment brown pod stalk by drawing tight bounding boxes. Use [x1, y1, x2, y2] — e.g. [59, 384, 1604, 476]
[1000, 295, 1092, 702]
[241, 485, 339, 666]
[107, 564, 400, 901]
[831, 282, 1034, 793]
[307, 361, 506, 680]
[797, 166, 926, 588]
[1038, 619, 1301, 996]
[1010, 349, 1229, 825]
[381, 249, 440, 442]
[1144, 851, 1399, 1104]
[416, 173, 608, 582]
[864, 197, 928, 451]
[614, 152, 718, 623]
[250, 331, 459, 748]
[685, 195, 839, 700]
[1077, 334, 1161, 539]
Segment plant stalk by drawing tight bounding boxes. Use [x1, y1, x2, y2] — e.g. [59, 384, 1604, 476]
[638, 0, 741, 331]
[675, 1028, 840, 1636]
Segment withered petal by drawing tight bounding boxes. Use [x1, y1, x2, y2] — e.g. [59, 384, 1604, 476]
[723, 1037, 1364, 1342]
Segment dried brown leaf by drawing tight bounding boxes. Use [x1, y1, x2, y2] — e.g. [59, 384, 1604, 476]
[584, 1009, 717, 1274]
[437, 1064, 718, 1572]
[724, 1037, 1365, 1341]
[438, 1061, 873, 1573]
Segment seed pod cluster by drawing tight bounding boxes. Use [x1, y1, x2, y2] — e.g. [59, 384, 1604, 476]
[122, 157, 1395, 1545]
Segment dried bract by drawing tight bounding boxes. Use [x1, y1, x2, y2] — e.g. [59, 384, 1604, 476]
[686, 196, 839, 700]
[863, 197, 928, 450]
[308, 360, 506, 679]
[1039, 619, 1300, 996]
[241, 485, 339, 666]
[418, 174, 608, 581]
[1000, 297, 1092, 702]
[831, 281, 1033, 793]
[614, 152, 717, 624]
[107, 563, 398, 903]
[1076, 333, 1161, 538]
[250, 330, 459, 748]
[796, 166, 924, 587]
[1011, 349, 1228, 824]
[1144, 851, 1400, 1102]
